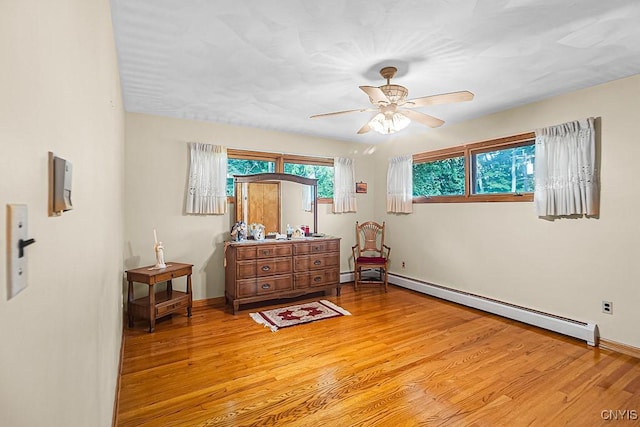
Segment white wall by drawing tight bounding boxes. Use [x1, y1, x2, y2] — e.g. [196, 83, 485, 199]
[124, 113, 376, 301]
[0, 0, 125, 425]
[373, 74, 640, 348]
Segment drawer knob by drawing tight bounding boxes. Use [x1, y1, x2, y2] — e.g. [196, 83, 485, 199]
[314, 260, 321, 265]
[261, 284, 270, 289]
[313, 246, 320, 251]
[262, 250, 269, 255]
[261, 265, 271, 271]
[314, 276, 322, 282]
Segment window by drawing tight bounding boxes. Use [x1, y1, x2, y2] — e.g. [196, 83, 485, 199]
[226, 158, 275, 195]
[226, 149, 334, 202]
[284, 157, 334, 200]
[472, 143, 535, 195]
[226, 150, 277, 196]
[413, 132, 535, 203]
[413, 156, 465, 197]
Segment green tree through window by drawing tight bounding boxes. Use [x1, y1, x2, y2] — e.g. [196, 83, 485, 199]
[473, 145, 535, 194]
[284, 163, 334, 199]
[226, 159, 275, 195]
[413, 157, 465, 197]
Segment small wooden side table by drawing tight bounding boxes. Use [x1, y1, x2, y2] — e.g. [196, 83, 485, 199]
[126, 262, 193, 332]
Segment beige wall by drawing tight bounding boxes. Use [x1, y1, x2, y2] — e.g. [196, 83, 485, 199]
[373, 74, 640, 348]
[0, 0, 125, 426]
[125, 75, 640, 349]
[124, 113, 376, 300]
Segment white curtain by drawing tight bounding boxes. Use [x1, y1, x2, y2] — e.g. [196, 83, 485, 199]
[185, 143, 228, 214]
[534, 118, 598, 217]
[387, 155, 413, 213]
[333, 157, 357, 213]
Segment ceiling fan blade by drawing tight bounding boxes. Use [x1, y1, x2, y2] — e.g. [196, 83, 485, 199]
[359, 86, 390, 105]
[310, 108, 371, 119]
[403, 90, 474, 108]
[357, 121, 371, 134]
[399, 109, 444, 128]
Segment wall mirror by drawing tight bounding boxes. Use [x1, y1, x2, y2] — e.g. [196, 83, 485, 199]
[234, 173, 318, 235]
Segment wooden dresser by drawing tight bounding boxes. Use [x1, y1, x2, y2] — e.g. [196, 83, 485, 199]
[224, 237, 341, 313]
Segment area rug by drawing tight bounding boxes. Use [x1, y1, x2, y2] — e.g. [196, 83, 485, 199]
[249, 300, 351, 332]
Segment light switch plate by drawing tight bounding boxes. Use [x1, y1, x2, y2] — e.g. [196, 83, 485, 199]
[7, 204, 28, 299]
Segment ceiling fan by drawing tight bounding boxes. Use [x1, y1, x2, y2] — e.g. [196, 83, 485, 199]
[310, 66, 474, 135]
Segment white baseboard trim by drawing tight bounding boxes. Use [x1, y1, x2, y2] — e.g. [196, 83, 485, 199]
[341, 270, 383, 283]
[389, 273, 599, 347]
[340, 272, 355, 283]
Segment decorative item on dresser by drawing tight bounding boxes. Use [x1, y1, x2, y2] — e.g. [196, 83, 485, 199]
[224, 237, 341, 314]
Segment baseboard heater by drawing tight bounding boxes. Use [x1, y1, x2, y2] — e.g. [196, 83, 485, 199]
[345, 272, 597, 346]
[390, 273, 598, 346]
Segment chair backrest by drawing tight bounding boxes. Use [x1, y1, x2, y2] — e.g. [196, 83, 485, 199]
[355, 221, 385, 256]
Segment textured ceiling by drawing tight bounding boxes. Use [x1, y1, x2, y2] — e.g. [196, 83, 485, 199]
[110, 0, 640, 143]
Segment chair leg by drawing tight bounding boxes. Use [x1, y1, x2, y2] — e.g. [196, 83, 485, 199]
[354, 266, 359, 291]
[383, 267, 388, 293]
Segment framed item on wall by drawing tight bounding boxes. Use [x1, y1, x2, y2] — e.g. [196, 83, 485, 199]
[356, 182, 367, 193]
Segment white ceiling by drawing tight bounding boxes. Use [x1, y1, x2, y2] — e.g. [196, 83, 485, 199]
[110, 0, 640, 143]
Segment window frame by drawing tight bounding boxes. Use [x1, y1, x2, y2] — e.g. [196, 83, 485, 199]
[226, 149, 334, 204]
[413, 132, 535, 203]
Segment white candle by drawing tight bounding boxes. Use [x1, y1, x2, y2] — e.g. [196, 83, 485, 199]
[153, 229, 158, 244]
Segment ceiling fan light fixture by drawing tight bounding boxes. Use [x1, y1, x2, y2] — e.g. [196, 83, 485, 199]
[380, 84, 408, 103]
[310, 65, 472, 135]
[368, 112, 411, 134]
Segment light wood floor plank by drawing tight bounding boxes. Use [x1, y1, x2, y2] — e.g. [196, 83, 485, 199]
[117, 285, 640, 426]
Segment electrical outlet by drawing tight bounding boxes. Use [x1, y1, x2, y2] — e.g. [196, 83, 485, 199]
[401, 261, 405, 269]
[602, 300, 613, 314]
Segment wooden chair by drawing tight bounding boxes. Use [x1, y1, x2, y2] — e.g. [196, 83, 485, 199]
[352, 221, 390, 292]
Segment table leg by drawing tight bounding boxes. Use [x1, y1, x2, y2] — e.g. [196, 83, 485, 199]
[148, 283, 156, 332]
[167, 279, 173, 295]
[186, 274, 192, 317]
[127, 280, 134, 327]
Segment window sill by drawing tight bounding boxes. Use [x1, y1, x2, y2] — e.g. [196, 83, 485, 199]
[413, 193, 533, 203]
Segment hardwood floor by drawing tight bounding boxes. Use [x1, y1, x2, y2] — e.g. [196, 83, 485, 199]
[117, 285, 640, 426]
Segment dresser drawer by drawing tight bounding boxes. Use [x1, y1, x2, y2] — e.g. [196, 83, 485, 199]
[256, 274, 293, 295]
[257, 256, 292, 277]
[294, 253, 339, 272]
[294, 268, 339, 289]
[237, 260, 257, 279]
[256, 244, 292, 258]
[294, 240, 339, 255]
[237, 244, 293, 260]
[237, 275, 293, 297]
[237, 278, 257, 297]
[236, 246, 257, 260]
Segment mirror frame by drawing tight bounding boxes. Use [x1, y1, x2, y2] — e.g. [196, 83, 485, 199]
[234, 173, 318, 234]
